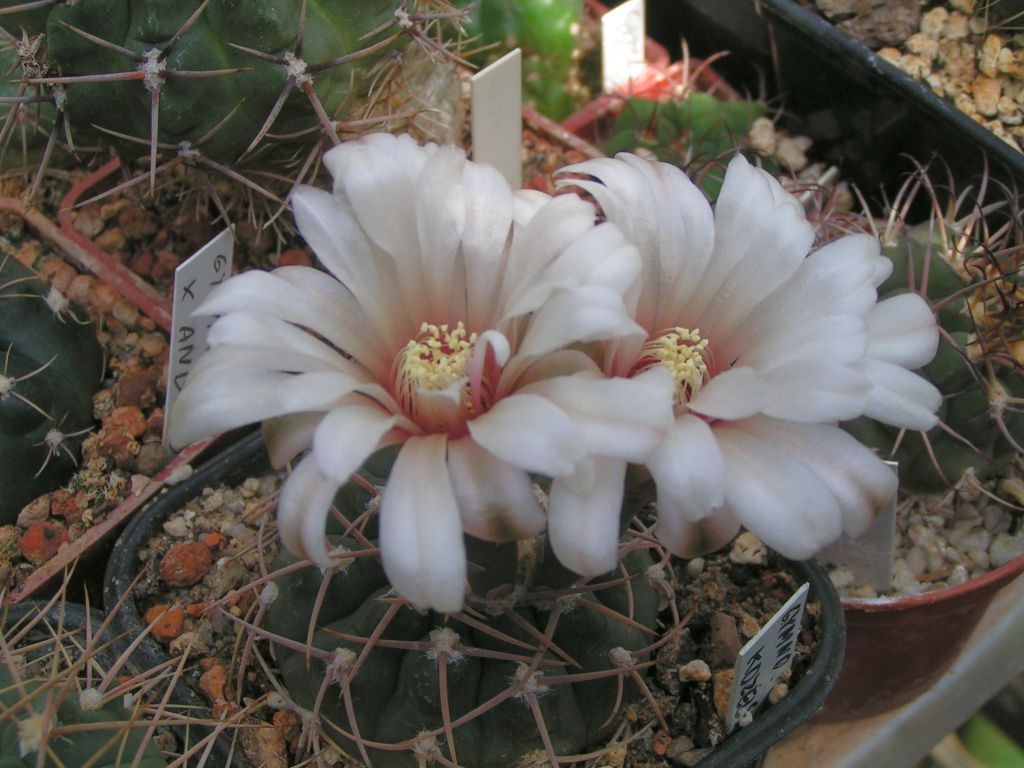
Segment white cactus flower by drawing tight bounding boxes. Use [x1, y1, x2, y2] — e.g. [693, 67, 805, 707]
[169, 134, 674, 612]
[557, 153, 942, 560]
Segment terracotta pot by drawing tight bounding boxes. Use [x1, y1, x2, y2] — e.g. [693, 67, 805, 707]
[820, 557, 1024, 721]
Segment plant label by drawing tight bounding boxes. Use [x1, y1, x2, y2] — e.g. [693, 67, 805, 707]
[602, 0, 646, 92]
[726, 581, 810, 732]
[163, 229, 234, 450]
[817, 461, 899, 592]
[471, 48, 522, 189]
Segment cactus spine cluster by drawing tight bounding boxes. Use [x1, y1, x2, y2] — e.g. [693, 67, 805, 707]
[0, 255, 104, 524]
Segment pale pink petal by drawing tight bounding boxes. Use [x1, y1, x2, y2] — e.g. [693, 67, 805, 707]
[548, 458, 627, 576]
[516, 286, 644, 358]
[863, 359, 942, 430]
[658, 507, 741, 559]
[415, 146, 468, 322]
[206, 312, 354, 371]
[512, 189, 551, 225]
[647, 414, 725, 525]
[734, 314, 867, 373]
[313, 403, 397, 484]
[276, 455, 341, 567]
[558, 153, 715, 331]
[323, 133, 433, 263]
[462, 162, 515, 331]
[379, 435, 467, 612]
[447, 437, 546, 541]
[866, 293, 940, 369]
[687, 367, 768, 420]
[761, 361, 870, 422]
[503, 223, 641, 321]
[497, 349, 600, 397]
[187, 345, 340, 380]
[290, 184, 409, 348]
[168, 369, 358, 450]
[736, 417, 897, 538]
[467, 394, 582, 477]
[521, 368, 674, 463]
[687, 155, 814, 338]
[715, 425, 844, 559]
[502, 193, 597, 300]
[195, 269, 390, 378]
[263, 413, 321, 468]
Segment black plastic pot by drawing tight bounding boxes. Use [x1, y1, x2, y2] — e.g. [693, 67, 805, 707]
[105, 431, 845, 767]
[651, 0, 1024, 199]
[104, 433, 266, 768]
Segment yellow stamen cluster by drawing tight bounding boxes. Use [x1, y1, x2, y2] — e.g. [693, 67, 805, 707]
[399, 322, 477, 392]
[640, 327, 709, 404]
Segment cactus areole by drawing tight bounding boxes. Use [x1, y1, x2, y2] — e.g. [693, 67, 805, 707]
[0, 257, 103, 524]
[36, 0, 405, 164]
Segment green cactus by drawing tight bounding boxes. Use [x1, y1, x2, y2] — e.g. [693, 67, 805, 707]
[263, 457, 663, 768]
[0, 0, 465, 198]
[456, 0, 585, 121]
[843, 167, 1024, 492]
[0, 666, 167, 768]
[0, 255, 104, 524]
[602, 93, 766, 197]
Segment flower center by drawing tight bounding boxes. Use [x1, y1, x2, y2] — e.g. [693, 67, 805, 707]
[632, 327, 710, 404]
[395, 321, 481, 433]
[399, 322, 477, 391]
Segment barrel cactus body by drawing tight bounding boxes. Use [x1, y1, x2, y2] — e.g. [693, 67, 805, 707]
[264, 466, 662, 767]
[846, 213, 1024, 491]
[0, 257, 103, 524]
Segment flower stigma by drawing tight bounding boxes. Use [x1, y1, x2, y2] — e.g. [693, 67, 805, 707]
[633, 327, 710, 405]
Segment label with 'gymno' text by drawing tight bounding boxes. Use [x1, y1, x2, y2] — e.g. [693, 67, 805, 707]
[163, 228, 233, 449]
[725, 581, 810, 732]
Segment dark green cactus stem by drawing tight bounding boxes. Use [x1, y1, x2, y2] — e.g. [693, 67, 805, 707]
[0, 256, 104, 524]
[457, 0, 584, 120]
[602, 93, 766, 197]
[0, 665, 167, 768]
[845, 220, 1024, 491]
[264, 463, 662, 768]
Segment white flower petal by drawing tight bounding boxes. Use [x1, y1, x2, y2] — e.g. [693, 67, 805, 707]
[715, 425, 844, 559]
[866, 293, 940, 368]
[559, 153, 715, 331]
[522, 368, 674, 463]
[863, 359, 942, 430]
[196, 269, 390, 378]
[313, 403, 397, 484]
[447, 437, 546, 542]
[462, 162, 515, 331]
[647, 414, 725, 525]
[262, 413, 320, 468]
[276, 455, 341, 567]
[290, 184, 409, 348]
[169, 369, 357, 450]
[761, 360, 870, 422]
[206, 312, 353, 370]
[687, 367, 768, 420]
[737, 417, 898, 538]
[379, 435, 467, 612]
[503, 223, 642, 320]
[657, 507, 741, 559]
[548, 458, 627, 576]
[467, 394, 581, 477]
[687, 155, 815, 339]
[517, 285, 644, 359]
[416, 146, 469, 322]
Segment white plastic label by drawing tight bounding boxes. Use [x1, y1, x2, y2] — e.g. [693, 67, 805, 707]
[471, 48, 522, 189]
[726, 582, 810, 732]
[601, 0, 646, 92]
[818, 461, 899, 592]
[163, 229, 233, 449]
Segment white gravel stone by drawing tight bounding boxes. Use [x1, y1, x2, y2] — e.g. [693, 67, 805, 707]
[990, 533, 1024, 568]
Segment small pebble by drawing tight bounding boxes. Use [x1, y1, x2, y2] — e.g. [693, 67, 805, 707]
[678, 660, 712, 683]
[18, 521, 68, 565]
[712, 669, 734, 724]
[159, 541, 213, 586]
[729, 532, 767, 566]
[17, 495, 51, 528]
[144, 604, 184, 643]
[990, 533, 1024, 567]
[685, 557, 705, 578]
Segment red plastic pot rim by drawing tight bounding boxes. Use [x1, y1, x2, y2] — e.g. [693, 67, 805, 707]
[841, 552, 1024, 613]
